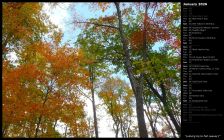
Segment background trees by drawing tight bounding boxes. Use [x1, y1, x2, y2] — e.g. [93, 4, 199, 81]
[99, 77, 134, 138]
[2, 3, 55, 60]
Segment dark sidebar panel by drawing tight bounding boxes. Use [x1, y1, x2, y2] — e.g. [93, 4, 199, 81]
[181, 0, 224, 139]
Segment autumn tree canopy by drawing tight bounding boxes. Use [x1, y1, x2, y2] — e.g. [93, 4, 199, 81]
[2, 2, 180, 138]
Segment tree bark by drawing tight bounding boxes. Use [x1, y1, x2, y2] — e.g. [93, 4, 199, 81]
[114, 2, 148, 138]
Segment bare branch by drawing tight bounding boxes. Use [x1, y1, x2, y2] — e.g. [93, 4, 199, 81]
[76, 86, 92, 101]
[76, 21, 119, 30]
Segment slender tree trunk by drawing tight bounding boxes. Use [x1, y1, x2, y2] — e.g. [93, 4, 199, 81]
[159, 83, 181, 136]
[114, 2, 148, 138]
[157, 102, 176, 137]
[113, 122, 119, 138]
[127, 119, 132, 138]
[162, 100, 181, 136]
[144, 108, 157, 138]
[164, 115, 177, 137]
[143, 91, 157, 138]
[120, 117, 125, 138]
[64, 125, 67, 137]
[35, 115, 42, 138]
[53, 120, 57, 130]
[145, 77, 181, 136]
[89, 66, 99, 138]
[35, 85, 51, 138]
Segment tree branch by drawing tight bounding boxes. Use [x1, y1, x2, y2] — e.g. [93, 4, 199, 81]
[76, 86, 92, 101]
[76, 21, 119, 30]
[145, 77, 163, 102]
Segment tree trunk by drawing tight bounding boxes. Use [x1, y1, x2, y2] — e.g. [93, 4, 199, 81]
[35, 84, 52, 138]
[157, 101, 176, 137]
[145, 77, 181, 136]
[114, 2, 148, 138]
[119, 117, 125, 138]
[162, 100, 181, 136]
[35, 115, 42, 138]
[113, 123, 119, 138]
[89, 66, 99, 138]
[165, 114, 177, 138]
[53, 120, 57, 131]
[159, 83, 181, 136]
[64, 125, 67, 137]
[144, 108, 157, 138]
[134, 79, 148, 138]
